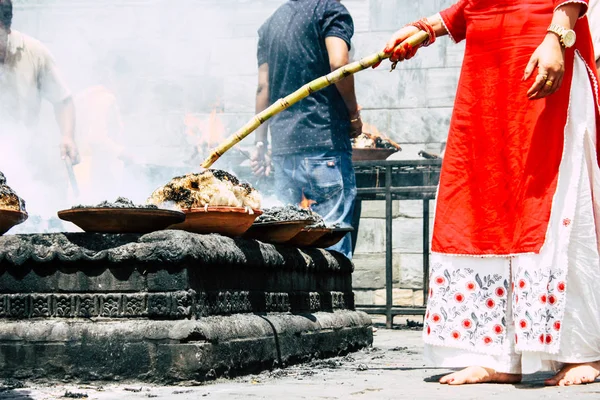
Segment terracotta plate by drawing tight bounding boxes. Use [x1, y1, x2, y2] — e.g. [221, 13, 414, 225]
[0, 209, 28, 235]
[57, 208, 186, 234]
[169, 206, 263, 237]
[286, 227, 331, 247]
[352, 148, 397, 162]
[311, 227, 354, 248]
[243, 219, 313, 244]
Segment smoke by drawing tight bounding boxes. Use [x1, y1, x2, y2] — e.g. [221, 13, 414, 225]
[3, 0, 280, 233]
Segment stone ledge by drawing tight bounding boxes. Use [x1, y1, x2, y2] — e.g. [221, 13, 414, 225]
[0, 311, 373, 383]
[0, 231, 352, 273]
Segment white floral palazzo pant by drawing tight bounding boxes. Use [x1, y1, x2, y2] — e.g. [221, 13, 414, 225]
[422, 54, 600, 374]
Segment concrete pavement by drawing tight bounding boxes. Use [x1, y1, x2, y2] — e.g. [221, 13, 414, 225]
[1, 324, 599, 400]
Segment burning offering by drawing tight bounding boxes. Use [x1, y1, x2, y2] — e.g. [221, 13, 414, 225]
[255, 205, 323, 226]
[0, 171, 29, 235]
[72, 197, 159, 210]
[147, 169, 261, 210]
[0, 171, 27, 213]
[148, 169, 262, 237]
[351, 122, 402, 161]
[57, 196, 185, 234]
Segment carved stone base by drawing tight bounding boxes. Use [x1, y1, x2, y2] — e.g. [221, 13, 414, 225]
[0, 310, 372, 383]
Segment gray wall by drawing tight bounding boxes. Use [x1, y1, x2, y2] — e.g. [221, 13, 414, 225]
[12, 0, 464, 305]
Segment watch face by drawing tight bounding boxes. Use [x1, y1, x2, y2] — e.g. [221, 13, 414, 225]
[564, 30, 576, 48]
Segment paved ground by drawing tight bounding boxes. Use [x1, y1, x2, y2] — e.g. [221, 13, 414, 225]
[1, 320, 599, 400]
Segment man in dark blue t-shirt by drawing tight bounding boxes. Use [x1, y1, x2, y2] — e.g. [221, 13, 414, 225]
[251, 0, 362, 259]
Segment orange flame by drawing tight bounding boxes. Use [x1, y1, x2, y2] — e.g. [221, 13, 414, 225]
[184, 106, 226, 155]
[299, 191, 317, 210]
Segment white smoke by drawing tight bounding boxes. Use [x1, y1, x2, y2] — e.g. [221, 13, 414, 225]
[3, 0, 280, 233]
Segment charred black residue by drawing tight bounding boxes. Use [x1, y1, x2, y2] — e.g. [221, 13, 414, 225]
[211, 169, 240, 186]
[256, 205, 325, 227]
[73, 197, 159, 209]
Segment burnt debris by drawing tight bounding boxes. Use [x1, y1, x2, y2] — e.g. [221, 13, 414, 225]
[256, 205, 325, 227]
[148, 169, 261, 210]
[72, 197, 159, 209]
[0, 171, 27, 213]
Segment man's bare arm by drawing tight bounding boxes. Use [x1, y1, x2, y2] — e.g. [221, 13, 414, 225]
[250, 63, 271, 176]
[255, 63, 270, 145]
[325, 36, 362, 138]
[325, 36, 358, 117]
[54, 97, 79, 164]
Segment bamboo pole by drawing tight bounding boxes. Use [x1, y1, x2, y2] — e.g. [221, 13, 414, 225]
[201, 30, 429, 169]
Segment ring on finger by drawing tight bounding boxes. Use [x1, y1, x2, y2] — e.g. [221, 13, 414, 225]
[545, 80, 554, 87]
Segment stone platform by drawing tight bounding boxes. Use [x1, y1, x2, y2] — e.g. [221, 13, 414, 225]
[0, 231, 372, 383]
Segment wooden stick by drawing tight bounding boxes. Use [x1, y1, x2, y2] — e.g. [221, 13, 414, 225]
[201, 30, 429, 169]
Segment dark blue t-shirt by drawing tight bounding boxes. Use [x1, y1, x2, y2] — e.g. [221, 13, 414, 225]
[257, 0, 354, 156]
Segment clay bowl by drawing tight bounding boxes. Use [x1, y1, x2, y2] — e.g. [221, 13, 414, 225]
[243, 219, 313, 244]
[0, 209, 28, 235]
[352, 148, 398, 162]
[169, 206, 263, 237]
[57, 208, 186, 234]
[311, 227, 354, 248]
[286, 227, 331, 247]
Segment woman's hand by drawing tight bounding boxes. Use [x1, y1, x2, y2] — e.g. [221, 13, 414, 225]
[523, 34, 565, 100]
[373, 26, 421, 68]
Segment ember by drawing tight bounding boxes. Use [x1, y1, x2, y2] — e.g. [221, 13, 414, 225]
[256, 205, 326, 227]
[72, 197, 159, 209]
[0, 171, 27, 213]
[352, 122, 401, 151]
[148, 169, 261, 210]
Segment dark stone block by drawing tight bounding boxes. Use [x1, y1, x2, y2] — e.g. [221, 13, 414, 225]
[0, 312, 372, 382]
[146, 267, 189, 292]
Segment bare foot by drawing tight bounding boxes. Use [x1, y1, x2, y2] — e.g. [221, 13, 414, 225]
[545, 362, 600, 386]
[439, 366, 522, 385]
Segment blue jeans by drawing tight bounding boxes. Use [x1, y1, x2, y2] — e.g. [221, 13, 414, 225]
[272, 149, 357, 259]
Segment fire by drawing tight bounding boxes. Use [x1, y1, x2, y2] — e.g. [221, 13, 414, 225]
[299, 191, 317, 210]
[352, 121, 402, 150]
[184, 104, 227, 157]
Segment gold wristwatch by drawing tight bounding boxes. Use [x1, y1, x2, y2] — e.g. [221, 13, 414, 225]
[547, 23, 576, 48]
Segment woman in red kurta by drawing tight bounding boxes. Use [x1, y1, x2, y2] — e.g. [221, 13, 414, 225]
[383, 0, 600, 386]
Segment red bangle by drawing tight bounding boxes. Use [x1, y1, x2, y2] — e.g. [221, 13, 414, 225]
[406, 18, 436, 47]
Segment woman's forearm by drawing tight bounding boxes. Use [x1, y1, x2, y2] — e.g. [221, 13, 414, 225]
[553, 3, 583, 29]
[426, 14, 449, 38]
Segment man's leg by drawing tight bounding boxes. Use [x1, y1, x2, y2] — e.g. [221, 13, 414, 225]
[271, 154, 304, 206]
[302, 150, 356, 259]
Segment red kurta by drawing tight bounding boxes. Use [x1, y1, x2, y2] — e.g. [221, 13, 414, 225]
[432, 0, 600, 255]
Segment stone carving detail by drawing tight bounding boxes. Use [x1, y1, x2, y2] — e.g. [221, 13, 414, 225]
[8, 295, 28, 318]
[0, 296, 6, 317]
[31, 295, 51, 317]
[330, 291, 346, 310]
[148, 293, 171, 318]
[100, 295, 121, 317]
[0, 290, 353, 319]
[309, 292, 321, 312]
[123, 294, 146, 317]
[265, 292, 290, 312]
[208, 291, 252, 315]
[77, 295, 98, 318]
[196, 292, 209, 318]
[54, 295, 73, 317]
[173, 290, 195, 318]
